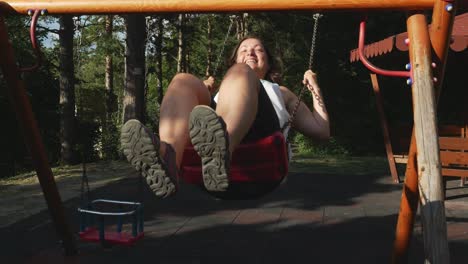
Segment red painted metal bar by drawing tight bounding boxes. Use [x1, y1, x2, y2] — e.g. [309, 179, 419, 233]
[0, 0, 435, 14]
[19, 9, 43, 72]
[358, 20, 411, 78]
[0, 16, 77, 256]
[391, 1, 457, 263]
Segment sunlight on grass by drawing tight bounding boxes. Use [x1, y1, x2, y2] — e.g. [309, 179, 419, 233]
[0, 156, 392, 188]
[0, 160, 135, 189]
[0, 165, 81, 186]
[290, 154, 390, 175]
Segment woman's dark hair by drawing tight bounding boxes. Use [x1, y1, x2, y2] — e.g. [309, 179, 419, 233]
[227, 36, 283, 83]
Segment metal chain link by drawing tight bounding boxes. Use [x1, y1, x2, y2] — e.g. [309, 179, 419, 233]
[307, 15, 324, 108]
[74, 16, 91, 204]
[308, 13, 322, 71]
[73, 16, 84, 73]
[282, 13, 323, 133]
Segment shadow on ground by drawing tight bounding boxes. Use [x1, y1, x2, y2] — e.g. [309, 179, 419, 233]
[1, 162, 467, 263]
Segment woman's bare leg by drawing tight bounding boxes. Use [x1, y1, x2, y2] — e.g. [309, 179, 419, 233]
[215, 63, 260, 153]
[159, 73, 211, 168]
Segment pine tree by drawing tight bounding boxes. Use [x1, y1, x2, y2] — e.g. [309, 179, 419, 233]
[122, 14, 147, 123]
[58, 15, 78, 164]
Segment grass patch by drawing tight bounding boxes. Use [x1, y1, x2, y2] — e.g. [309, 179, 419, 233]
[1, 155, 392, 188]
[0, 164, 82, 186]
[290, 153, 390, 175]
[0, 160, 133, 189]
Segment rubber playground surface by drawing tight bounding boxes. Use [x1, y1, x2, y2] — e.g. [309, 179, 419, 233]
[1, 157, 468, 264]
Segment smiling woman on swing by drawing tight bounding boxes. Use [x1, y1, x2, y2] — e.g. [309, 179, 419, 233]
[121, 36, 330, 198]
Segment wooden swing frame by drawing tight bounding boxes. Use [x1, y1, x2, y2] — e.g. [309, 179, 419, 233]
[0, 0, 458, 262]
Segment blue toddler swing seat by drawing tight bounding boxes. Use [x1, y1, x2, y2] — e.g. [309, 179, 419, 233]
[77, 163, 145, 246]
[78, 199, 144, 246]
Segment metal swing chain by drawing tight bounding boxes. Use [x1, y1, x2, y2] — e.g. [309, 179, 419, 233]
[80, 161, 91, 205]
[73, 16, 84, 73]
[73, 16, 92, 205]
[212, 15, 236, 77]
[282, 13, 323, 133]
[307, 14, 325, 108]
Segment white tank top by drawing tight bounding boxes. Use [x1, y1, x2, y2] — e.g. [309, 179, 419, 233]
[259, 79, 290, 139]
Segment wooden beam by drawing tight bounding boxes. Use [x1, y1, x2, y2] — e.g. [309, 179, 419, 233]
[370, 73, 400, 183]
[442, 168, 468, 178]
[439, 137, 468, 150]
[407, 12, 449, 263]
[0, 16, 77, 256]
[440, 151, 468, 165]
[392, 1, 457, 263]
[391, 128, 419, 264]
[0, 0, 435, 14]
[430, 0, 456, 93]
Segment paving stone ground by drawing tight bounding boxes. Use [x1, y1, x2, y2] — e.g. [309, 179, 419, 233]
[1, 161, 467, 264]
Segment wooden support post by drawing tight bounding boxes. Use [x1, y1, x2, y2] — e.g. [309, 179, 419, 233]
[0, 16, 77, 255]
[463, 120, 467, 187]
[392, 134, 419, 264]
[370, 73, 400, 183]
[407, 12, 449, 263]
[392, 1, 457, 263]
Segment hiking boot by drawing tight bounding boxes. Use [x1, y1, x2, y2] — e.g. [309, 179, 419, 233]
[121, 119, 178, 198]
[189, 105, 230, 192]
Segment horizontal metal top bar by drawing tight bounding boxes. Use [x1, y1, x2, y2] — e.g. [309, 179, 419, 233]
[1, 0, 435, 15]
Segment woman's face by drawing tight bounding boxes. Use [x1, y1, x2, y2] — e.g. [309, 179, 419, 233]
[235, 38, 269, 79]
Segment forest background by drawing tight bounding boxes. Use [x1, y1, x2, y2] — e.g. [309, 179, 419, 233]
[0, 10, 465, 178]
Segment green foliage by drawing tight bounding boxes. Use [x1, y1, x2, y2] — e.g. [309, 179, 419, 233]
[293, 133, 349, 157]
[100, 112, 121, 160]
[145, 73, 161, 132]
[0, 17, 61, 177]
[3, 11, 466, 178]
[73, 16, 125, 161]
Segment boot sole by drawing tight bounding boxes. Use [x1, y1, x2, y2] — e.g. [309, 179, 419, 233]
[189, 106, 229, 192]
[121, 119, 176, 198]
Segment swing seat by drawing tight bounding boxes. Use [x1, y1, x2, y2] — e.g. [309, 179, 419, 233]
[79, 227, 144, 246]
[78, 199, 144, 246]
[180, 131, 288, 185]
